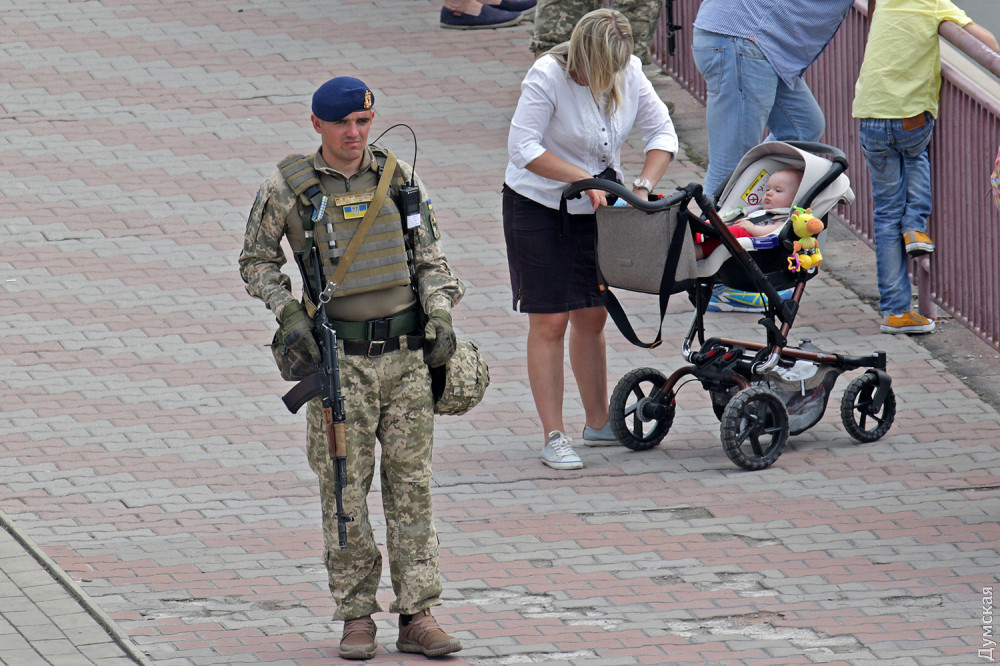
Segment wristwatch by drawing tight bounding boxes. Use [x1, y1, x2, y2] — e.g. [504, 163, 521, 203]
[632, 176, 652, 191]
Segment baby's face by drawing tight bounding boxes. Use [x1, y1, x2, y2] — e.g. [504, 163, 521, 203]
[762, 170, 801, 208]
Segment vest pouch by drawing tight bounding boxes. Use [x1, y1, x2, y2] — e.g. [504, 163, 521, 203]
[430, 338, 490, 416]
[270, 327, 320, 382]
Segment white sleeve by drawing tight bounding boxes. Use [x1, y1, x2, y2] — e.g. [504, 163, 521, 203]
[507, 63, 555, 169]
[630, 60, 679, 156]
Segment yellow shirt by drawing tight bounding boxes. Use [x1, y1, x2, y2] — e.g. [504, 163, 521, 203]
[852, 0, 971, 119]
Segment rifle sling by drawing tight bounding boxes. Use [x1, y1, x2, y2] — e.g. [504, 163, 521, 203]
[282, 153, 401, 415]
[327, 151, 398, 292]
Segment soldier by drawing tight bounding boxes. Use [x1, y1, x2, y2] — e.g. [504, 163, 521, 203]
[239, 76, 465, 661]
[529, 0, 664, 64]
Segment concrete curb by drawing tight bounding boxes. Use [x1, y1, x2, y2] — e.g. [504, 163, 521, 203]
[0, 508, 153, 666]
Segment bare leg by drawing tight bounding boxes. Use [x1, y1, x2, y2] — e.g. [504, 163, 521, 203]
[443, 0, 483, 13]
[526, 312, 570, 444]
[568, 306, 609, 430]
[443, 0, 502, 12]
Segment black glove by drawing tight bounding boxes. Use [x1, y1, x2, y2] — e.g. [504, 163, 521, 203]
[278, 301, 321, 365]
[423, 309, 456, 368]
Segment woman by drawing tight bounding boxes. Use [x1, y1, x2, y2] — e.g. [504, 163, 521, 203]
[502, 8, 677, 470]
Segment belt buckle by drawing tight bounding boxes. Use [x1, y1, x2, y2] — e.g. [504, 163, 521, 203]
[367, 340, 387, 357]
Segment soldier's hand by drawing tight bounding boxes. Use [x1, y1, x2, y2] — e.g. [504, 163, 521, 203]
[279, 301, 321, 364]
[423, 309, 456, 368]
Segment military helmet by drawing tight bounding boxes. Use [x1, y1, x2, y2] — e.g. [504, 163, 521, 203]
[432, 339, 490, 416]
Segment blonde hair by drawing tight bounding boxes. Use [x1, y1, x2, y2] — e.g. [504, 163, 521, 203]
[548, 8, 633, 115]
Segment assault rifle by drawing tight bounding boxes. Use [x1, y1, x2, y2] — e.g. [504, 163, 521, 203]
[664, 0, 683, 57]
[281, 245, 352, 548]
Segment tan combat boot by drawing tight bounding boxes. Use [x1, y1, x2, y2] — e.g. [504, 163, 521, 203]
[339, 615, 377, 660]
[396, 609, 462, 657]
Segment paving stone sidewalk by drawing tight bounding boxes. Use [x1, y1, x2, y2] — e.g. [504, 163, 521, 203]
[1, 1, 998, 664]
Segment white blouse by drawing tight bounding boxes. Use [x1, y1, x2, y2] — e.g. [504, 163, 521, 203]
[505, 54, 678, 215]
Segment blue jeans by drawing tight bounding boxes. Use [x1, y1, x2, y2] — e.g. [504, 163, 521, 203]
[858, 115, 934, 316]
[692, 28, 825, 198]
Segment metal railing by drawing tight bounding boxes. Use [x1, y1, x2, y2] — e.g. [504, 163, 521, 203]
[651, 0, 1000, 350]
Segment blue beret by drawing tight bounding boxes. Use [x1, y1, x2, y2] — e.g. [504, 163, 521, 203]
[312, 77, 375, 121]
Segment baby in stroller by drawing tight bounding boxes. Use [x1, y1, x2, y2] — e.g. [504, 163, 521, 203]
[694, 168, 802, 260]
[561, 141, 896, 471]
[690, 141, 853, 289]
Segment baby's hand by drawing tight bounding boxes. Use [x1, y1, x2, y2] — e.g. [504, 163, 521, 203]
[733, 219, 754, 232]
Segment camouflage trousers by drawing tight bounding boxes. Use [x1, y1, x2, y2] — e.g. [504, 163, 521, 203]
[306, 345, 442, 621]
[529, 0, 665, 64]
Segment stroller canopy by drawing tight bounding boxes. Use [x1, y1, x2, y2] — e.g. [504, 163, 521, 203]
[715, 141, 855, 218]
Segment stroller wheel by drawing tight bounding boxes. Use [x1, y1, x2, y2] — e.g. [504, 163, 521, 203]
[840, 373, 895, 443]
[610, 367, 674, 451]
[709, 387, 738, 421]
[720, 386, 789, 470]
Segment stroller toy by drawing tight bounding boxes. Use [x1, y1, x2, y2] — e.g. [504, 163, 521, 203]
[788, 206, 824, 271]
[561, 141, 895, 470]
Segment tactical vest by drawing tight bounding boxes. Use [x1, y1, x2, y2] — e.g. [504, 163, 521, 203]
[278, 148, 413, 299]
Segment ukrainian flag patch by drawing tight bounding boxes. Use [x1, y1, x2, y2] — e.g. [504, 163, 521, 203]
[343, 203, 368, 219]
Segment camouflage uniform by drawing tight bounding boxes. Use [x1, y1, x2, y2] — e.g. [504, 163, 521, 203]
[529, 0, 665, 64]
[240, 146, 464, 621]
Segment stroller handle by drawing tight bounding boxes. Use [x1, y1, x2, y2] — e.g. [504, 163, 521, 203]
[561, 179, 705, 212]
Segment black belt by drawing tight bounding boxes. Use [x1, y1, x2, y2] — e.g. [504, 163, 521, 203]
[341, 334, 423, 357]
[329, 308, 421, 341]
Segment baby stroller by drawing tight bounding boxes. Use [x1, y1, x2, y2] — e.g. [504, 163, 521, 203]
[561, 141, 895, 470]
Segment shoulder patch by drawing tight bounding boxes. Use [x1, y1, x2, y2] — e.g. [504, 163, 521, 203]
[424, 199, 441, 240]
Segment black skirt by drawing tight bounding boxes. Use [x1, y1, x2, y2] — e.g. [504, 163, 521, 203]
[502, 184, 603, 314]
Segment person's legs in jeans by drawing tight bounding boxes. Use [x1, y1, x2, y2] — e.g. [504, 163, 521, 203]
[860, 118, 914, 316]
[765, 76, 825, 144]
[898, 115, 934, 236]
[693, 29, 779, 198]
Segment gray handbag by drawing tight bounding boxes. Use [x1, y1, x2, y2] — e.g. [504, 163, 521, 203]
[595, 204, 697, 294]
[594, 202, 697, 348]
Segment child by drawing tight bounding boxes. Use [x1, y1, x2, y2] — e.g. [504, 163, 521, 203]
[853, 0, 998, 334]
[696, 168, 803, 260]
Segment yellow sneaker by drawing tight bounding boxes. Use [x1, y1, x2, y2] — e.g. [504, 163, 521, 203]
[881, 310, 935, 334]
[903, 230, 935, 257]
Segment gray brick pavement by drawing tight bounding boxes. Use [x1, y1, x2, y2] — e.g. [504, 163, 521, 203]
[0, 510, 145, 665]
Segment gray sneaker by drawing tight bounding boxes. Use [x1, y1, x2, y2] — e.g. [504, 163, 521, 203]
[541, 431, 583, 469]
[582, 421, 618, 447]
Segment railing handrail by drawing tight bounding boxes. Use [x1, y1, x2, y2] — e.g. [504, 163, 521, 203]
[853, 0, 1000, 80]
[939, 18, 1000, 78]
